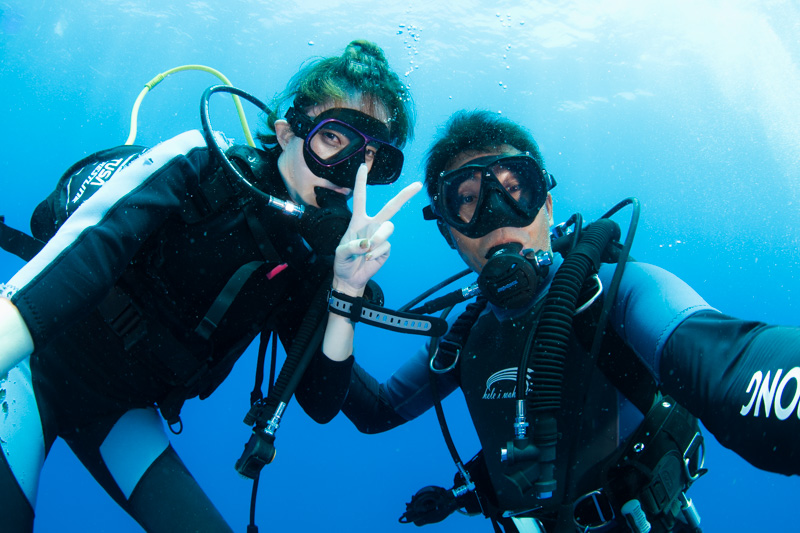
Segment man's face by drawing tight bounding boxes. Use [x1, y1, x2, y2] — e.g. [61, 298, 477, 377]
[444, 146, 554, 273]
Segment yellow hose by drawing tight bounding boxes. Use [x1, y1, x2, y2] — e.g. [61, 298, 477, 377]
[125, 64, 255, 147]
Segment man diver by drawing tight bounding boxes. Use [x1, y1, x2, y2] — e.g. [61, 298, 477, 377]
[301, 109, 800, 532]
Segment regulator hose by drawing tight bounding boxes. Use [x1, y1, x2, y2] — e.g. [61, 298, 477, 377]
[521, 218, 620, 410]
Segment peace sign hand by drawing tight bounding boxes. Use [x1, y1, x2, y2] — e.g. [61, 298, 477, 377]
[333, 164, 422, 297]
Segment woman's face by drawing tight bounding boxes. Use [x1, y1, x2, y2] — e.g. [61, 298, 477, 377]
[275, 95, 389, 207]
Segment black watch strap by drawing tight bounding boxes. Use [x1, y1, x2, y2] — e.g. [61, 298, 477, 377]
[328, 290, 447, 337]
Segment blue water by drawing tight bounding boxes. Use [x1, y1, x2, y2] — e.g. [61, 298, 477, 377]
[1, 1, 798, 531]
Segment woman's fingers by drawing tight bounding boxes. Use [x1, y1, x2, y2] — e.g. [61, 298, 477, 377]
[374, 181, 422, 224]
[336, 236, 371, 258]
[368, 220, 395, 247]
[336, 221, 395, 260]
[351, 164, 369, 217]
[364, 240, 391, 262]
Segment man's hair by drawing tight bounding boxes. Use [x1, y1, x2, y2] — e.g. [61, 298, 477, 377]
[423, 110, 545, 199]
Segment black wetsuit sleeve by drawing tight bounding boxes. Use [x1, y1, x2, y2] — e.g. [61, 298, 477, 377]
[660, 311, 800, 475]
[341, 362, 409, 434]
[339, 338, 461, 433]
[295, 349, 355, 424]
[295, 347, 408, 432]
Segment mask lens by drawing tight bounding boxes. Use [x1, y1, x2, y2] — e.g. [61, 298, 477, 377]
[303, 116, 404, 187]
[308, 120, 366, 164]
[490, 158, 543, 212]
[442, 168, 482, 223]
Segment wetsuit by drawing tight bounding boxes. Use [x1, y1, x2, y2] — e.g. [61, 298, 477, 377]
[0, 131, 329, 532]
[299, 256, 800, 531]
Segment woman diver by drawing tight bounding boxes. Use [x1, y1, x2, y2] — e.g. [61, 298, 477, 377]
[0, 39, 419, 532]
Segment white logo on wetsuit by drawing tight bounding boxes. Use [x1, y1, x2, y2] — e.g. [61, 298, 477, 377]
[483, 367, 533, 400]
[70, 158, 126, 205]
[740, 368, 800, 420]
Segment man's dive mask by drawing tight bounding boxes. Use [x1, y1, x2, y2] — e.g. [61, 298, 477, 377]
[424, 153, 557, 239]
[285, 106, 404, 189]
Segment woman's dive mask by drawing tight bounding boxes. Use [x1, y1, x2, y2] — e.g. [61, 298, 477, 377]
[285, 106, 404, 189]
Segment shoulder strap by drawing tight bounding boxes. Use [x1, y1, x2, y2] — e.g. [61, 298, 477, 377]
[573, 295, 659, 414]
[180, 163, 240, 224]
[431, 296, 488, 372]
[0, 216, 45, 262]
[194, 260, 266, 339]
[426, 297, 489, 505]
[181, 144, 276, 224]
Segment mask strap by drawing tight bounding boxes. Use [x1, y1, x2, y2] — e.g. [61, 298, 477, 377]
[436, 220, 457, 249]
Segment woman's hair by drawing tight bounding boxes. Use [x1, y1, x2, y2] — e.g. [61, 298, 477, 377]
[259, 40, 414, 149]
[423, 110, 545, 199]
